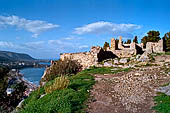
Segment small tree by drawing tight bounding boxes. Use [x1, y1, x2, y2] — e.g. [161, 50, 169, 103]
[124, 39, 131, 44]
[103, 42, 110, 51]
[141, 30, 161, 48]
[133, 36, 138, 43]
[163, 32, 170, 51]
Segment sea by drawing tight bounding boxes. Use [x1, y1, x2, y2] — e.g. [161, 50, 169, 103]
[20, 68, 46, 86]
[19, 61, 55, 86]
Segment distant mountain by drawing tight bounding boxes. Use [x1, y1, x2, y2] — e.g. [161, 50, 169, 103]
[0, 51, 36, 62]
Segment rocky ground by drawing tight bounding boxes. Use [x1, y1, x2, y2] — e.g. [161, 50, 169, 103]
[87, 55, 170, 113]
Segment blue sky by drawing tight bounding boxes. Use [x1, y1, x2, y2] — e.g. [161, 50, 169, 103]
[0, 0, 170, 59]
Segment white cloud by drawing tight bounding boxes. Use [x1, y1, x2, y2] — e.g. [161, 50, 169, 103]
[79, 45, 88, 49]
[48, 40, 63, 45]
[74, 21, 141, 35]
[62, 36, 82, 40]
[0, 41, 45, 50]
[0, 41, 20, 48]
[24, 41, 45, 49]
[0, 15, 59, 38]
[64, 37, 75, 40]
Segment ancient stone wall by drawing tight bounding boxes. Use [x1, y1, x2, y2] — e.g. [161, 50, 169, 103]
[146, 40, 164, 53]
[59, 36, 164, 69]
[111, 49, 136, 58]
[111, 38, 116, 50]
[118, 36, 124, 49]
[60, 46, 103, 69]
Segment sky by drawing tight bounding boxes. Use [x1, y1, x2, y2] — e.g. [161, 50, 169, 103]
[0, 0, 170, 59]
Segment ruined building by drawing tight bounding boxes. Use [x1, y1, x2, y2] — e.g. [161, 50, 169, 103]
[60, 36, 164, 69]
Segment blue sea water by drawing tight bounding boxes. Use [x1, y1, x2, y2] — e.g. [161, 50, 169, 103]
[20, 68, 45, 86]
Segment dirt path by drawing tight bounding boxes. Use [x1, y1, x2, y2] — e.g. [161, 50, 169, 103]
[87, 64, 170, 113]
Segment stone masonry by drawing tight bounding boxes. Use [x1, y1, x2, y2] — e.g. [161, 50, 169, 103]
[60, 46, 102, 69]
[60, 36, 164, 69]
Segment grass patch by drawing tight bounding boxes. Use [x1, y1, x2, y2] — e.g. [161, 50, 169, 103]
[165, 52, 170, 55]
[81, 67, 132, 75]
[153, 92, 170, 113]
[20, 70, 95, 113]
[161, 82, 170, 87]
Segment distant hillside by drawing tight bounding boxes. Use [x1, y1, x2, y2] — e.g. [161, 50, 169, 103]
[0, 51, 36, 62]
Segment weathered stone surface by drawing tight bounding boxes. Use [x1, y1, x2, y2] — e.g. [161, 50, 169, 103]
[146, 40, 164, 53]
[114, 59, 119, 64]
[60, 46, 103, 69]
[104, 62, 112, 67]
[59, 36, 164, 69]
[118, 36, 124, 49]
[119, 58, 128, 64]
[136, 54, 141, 59]
[138, 52, 150, 62]
[156, 84, 170, 95]
[110, 38, 116, 50]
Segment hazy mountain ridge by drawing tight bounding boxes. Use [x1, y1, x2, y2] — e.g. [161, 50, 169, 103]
[0, 51, 35, 62]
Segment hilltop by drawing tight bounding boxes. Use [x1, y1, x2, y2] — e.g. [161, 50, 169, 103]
[0, 51, 35, 62]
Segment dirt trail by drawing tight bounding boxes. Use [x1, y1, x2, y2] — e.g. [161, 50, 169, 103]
[87, 57, 170, 113]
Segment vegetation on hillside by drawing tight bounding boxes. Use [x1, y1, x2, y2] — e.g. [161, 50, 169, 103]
[20, 69, 95, 113]
[0, 50, 35, 62]
[41, 59, 82, 83]
[103, 42, 110, 51]
[124, 39, 131, 44]
[20, 64, 131, 113]
[0, 66, 9, 95]
[0, 67, 27, 112]
[163, 32, 170, 52]
[133, 36, 138, 43]
[141, 30, 161, 48]
[153, 92, 170, 113]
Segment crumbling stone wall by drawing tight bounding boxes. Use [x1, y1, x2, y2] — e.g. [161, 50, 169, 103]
[118, 36, 124, 49]
[60, 46, 118, 69]
[60, 46, 102, 69]
[110, 49, 136, 58]
[60, 36, 164, 69]
[146, 40, 164, 53]
[109, 37, 137, 57]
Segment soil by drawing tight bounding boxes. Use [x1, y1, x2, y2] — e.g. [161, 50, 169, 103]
[86, 55, 170, 113]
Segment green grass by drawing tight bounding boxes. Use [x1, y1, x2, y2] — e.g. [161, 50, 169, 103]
[161, 82, 170, 87]
[165, 52, 170, 55]
[81, 67, 132, 75]
[20, 67, 131, 113]
[20, 69, 95, 113]
[153, 92, 170, 113]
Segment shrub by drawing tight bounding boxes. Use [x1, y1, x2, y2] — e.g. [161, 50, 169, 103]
[51, 59, 81, 76]
[43, 59, 82, 82]
[44, 76, 69, 94]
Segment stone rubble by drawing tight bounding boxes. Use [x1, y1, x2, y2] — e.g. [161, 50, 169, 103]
[87, 62, 170, 113]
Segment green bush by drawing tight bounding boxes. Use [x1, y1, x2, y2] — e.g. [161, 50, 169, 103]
[51, 59, 82, 76]
[42, 59, 82, 82]
[45, 76, 69, 94]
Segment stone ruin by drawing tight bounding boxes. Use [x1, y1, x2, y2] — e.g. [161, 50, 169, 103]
[60, 36, 164, 69]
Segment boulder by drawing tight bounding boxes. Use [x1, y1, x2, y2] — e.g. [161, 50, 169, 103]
[119, 58, 128, 64]
[138, 52, 150, 62]
[104, 62, 112, 67]
[114, 59, 119, 64]
[156, 84, 170, 96]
